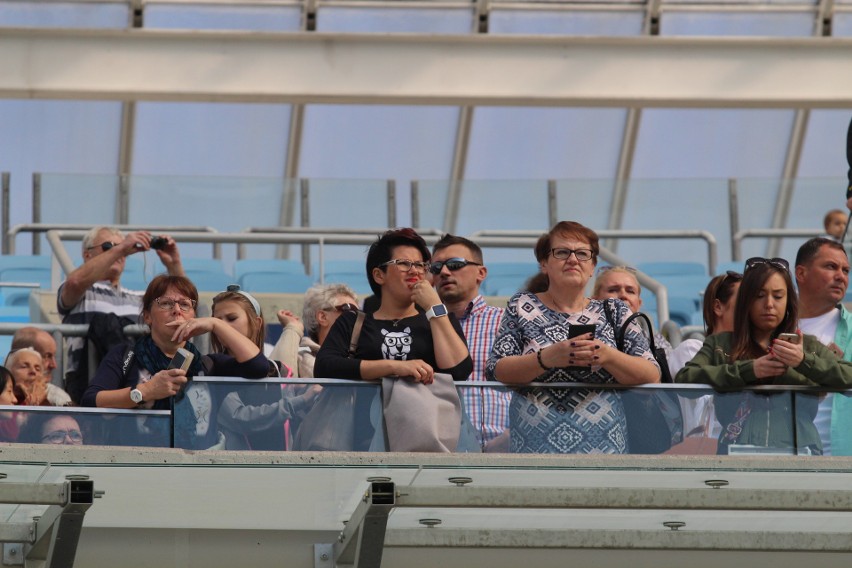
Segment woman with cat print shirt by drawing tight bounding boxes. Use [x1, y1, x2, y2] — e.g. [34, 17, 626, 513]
[314, 229, 472, 451]
[315, 228, 472, 385]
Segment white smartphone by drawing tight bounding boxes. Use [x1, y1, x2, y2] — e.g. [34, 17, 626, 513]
[777, 333, 800, 345]
[167, 347, 195, 371]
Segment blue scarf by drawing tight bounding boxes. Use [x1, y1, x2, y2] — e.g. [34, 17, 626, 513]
[133, 335, 203, 378]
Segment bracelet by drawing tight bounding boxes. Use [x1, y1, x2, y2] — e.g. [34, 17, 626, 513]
[536, 349, 552, 371]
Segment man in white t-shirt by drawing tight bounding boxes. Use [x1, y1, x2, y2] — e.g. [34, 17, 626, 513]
[795, 237, 851, 455]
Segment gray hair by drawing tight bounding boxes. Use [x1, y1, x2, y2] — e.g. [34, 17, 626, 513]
[302, 283, 358, 340]
[4, 346, 42, 369]
[81, 226, 122, 255]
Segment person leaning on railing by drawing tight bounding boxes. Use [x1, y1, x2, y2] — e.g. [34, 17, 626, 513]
[314, 228, 472, 450]
[675, 257, 852, 455]
[486, 221, 661, 455]
[81, 275, 268, 448]
[210, 285, 322, 451]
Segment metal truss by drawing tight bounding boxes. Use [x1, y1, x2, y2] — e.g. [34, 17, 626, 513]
[0, 479, 95, 568]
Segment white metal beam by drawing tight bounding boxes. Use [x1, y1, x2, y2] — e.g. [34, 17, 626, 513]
[2, 28, 852, 108]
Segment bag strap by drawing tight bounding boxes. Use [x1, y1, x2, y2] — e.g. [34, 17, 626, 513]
[622, 312, 659, 354]
[348, 311, 367, 358]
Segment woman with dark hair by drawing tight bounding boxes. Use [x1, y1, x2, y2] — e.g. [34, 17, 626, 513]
[0, 366, 21, 442]
[487, 221, 661, 454]
[314, 229, 472, 449]
[82, 274, 268, 447]
[676, 258, 852, 454]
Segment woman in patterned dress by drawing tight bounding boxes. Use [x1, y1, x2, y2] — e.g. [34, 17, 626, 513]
[486, 221, 661, 454]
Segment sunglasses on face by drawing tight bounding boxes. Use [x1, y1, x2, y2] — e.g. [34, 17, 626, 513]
[331, 303, 359, 313]
[744, 257, 789, 273]
[428, 258, 482, 275]
[86, 241, 119, 253]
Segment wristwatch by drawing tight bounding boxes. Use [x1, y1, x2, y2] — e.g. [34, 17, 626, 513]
[425, 304, 448, 321]
[130, 388, 144, 405]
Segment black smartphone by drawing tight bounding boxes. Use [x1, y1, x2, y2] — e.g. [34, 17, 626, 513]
[568, 324, 597, 339]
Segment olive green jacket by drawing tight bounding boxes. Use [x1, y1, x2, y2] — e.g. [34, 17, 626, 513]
[675, 333, 852, 452]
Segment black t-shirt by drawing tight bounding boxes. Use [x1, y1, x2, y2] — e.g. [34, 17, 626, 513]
[314, 311, 472, 381]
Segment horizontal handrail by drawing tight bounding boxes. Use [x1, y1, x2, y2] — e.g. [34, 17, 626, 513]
[732, 227, 825, 260]
[8, 223, 220, 255]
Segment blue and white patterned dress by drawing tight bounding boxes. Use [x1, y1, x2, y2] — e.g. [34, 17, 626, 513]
[486, 293, 658, 454]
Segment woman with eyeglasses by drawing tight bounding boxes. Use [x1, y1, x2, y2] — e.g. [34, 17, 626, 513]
[675, 257, 852, 454]
[82, 275, 268, 447]
[313, 229, 472, 449]
[19, 413, 84, 446]
[486, 221, 661, 454]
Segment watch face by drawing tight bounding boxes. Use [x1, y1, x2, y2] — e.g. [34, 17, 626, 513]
[130, 389, 143, 403]
[432, 305, 448, 317]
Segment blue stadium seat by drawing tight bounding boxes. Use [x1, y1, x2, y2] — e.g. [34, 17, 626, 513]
[240, 272, 313, 294]
[181, 258, 230, 276]
[318, 260, 372, 295]
[0, 267, 52, 289]
[186, 271, 234, 292]
[0, 255, 51, 272]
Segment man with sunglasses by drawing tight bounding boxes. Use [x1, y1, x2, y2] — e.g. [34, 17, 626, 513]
[795, 237, 852, 455]
[57, 226, 185, 393]
[429, 234, 509, 452]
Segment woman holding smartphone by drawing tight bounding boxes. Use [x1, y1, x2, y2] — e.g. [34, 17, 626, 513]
[676, 257, 852, 454]
[486, 221, 661, 454]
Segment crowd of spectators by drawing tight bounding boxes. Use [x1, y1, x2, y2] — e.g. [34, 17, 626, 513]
[2, 221, 852, 456]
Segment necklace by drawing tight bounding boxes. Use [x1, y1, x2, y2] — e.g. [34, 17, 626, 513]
[542, 291, 589, 314]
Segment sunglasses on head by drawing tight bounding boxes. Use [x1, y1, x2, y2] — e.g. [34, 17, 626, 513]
[428, 258, 482, 275]
[596, 265, 637, 275]
[744, 257, 789, 273]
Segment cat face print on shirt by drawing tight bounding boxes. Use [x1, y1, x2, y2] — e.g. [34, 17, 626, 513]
[381, 327, 412, 360]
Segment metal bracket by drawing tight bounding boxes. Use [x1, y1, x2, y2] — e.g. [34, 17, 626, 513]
[333, 481, 395, 568]
[313, 543, 333, 568]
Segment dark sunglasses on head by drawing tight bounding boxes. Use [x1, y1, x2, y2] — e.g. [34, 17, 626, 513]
[428, 258, 482, 275]
[723, 270, 743, 282]
[86, 241, 118, 253]
[333, 303, 359, 313]
[744, 257, 789, 273]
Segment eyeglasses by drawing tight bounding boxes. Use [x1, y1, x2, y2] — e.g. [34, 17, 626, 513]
[549, 248, 594, 262]
[331, 303, 359, 313]
[744, 257, 789, 273]
[428, 257, 482, 275]
[154, 297, 197, 312]
[86, 241, 119, 253]
[380, 259, 430, 273]
[41, 429, 83, 444]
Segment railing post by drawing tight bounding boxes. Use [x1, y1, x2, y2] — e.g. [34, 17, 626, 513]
[728, 178, 739, 261]
[32, 173, 41, 255]
[1, 172, 10, 255]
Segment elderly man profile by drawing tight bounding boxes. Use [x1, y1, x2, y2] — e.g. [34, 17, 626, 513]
[429, 234, 509, 452]
[57, 226, 185, 386]
[795, 237, 852, 455]
[11, 326, 57, 382]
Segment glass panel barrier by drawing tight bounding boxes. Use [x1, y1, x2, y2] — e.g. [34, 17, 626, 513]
[172, 378, 383, 451]
[169, 378, 847, 456]
[0, 405, 170, 448]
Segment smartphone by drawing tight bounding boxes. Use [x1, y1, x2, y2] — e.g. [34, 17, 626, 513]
[777, 333, 801, 345]
[568, 324, 597, 339]
[167, 347, 195, 371]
